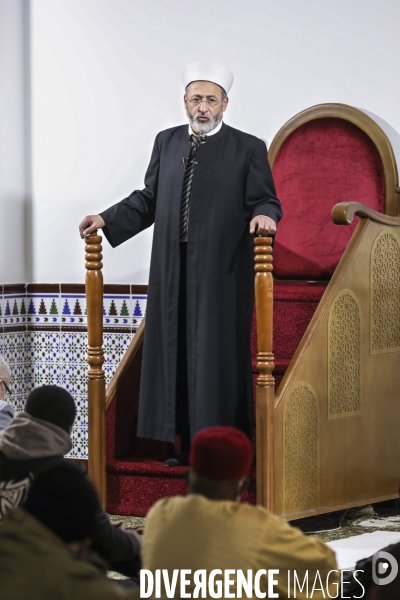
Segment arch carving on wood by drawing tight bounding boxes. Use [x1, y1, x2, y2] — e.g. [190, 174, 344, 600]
[371, 230, 400, 354]
[284, 383, 318, 513]
[328, 290, 361, 418]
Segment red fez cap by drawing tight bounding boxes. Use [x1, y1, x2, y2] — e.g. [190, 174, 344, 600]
[190, 426, 252, 480]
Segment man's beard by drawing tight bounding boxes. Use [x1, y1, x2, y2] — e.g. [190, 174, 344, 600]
[186, 106, 224, 135]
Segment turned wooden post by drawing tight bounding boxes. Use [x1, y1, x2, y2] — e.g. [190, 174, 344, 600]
[254, 236, 275, 510]
[85, 231, 106, 507]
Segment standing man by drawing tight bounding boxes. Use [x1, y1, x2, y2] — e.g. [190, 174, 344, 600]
[79, 62, 282, 466]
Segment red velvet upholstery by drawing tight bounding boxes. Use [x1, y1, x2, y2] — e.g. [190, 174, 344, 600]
[105, 115, 386, 516]
[252, 282, 327, 374]
[272, 118, 385, 280]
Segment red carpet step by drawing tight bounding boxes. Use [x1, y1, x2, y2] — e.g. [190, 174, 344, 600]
[106, 281, 327, 516]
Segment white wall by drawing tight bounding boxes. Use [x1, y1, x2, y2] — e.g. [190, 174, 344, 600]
[30, 0, 400, 284]
[0, 0, 30, 283]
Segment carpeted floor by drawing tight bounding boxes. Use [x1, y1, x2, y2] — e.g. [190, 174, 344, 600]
[109, 500, 400, 541]
[108, 501, 400, 580]
[293, 503, 400, 543]
[109, 514, 146, 529]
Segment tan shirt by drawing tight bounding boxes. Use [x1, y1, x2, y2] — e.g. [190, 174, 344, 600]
[141, 494, 340, 599]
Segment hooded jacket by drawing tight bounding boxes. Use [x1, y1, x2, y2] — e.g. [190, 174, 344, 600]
[0, 413, 140, 572]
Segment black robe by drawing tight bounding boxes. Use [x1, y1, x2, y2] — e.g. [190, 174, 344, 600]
[101, 123, 282, 443]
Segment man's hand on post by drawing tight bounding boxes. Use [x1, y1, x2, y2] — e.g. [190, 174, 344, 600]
[249, 215, 276, 236]
[79, 215, 106, 239]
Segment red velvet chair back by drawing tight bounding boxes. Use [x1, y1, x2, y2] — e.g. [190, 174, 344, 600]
[272, 117, 385, 280]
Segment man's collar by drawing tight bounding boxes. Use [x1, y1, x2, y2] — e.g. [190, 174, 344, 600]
[188, 119, 223, 138]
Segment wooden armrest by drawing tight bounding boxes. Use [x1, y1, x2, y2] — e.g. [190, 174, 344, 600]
[332, 202, 400, 226]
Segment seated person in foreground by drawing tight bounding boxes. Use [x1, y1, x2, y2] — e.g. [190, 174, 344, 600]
[0, 356, 14, 432]
[0, 461, 141, 599]
[0, 385, 141, 577]
[141, 426, 340, 599]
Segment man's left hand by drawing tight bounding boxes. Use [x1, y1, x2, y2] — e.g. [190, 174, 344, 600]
[249, 215, 276, 236]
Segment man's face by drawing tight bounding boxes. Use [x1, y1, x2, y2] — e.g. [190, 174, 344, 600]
[184, 81, 228, 135]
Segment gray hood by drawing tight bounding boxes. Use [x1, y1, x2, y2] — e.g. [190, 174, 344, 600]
[0, 412, 72, 459]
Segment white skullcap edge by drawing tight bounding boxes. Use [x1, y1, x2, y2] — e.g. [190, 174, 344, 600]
[182, 62, 234, 94]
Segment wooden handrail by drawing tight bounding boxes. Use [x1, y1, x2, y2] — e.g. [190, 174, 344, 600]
[105, 317, 146, 409]
[332, 201, 400, 226]
[254, 236, 275, 511]
[85, 231, 106, 507]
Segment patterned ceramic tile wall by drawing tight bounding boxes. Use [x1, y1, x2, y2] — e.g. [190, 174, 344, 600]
[0, 283, 147, 459]
[2, 285, 29, 413]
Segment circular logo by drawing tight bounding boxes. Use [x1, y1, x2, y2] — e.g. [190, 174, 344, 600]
[372, 551, 399, 586]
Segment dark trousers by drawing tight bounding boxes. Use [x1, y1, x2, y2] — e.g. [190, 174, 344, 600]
[176, 243, 191, 454]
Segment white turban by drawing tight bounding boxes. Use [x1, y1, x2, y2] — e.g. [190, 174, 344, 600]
[182, 62, 234, 94]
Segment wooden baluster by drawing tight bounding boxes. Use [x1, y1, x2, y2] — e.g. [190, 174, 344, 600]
[85, 232, 106, 506]
[254, 236, 275, 511]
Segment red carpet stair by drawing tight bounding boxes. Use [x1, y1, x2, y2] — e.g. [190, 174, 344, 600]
[106, 281, 326, 516]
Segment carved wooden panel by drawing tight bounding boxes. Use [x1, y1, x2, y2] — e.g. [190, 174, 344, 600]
[284, 383, 318, 513]
[371, 231, 400, 354]
[328, 290, 361, 418]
